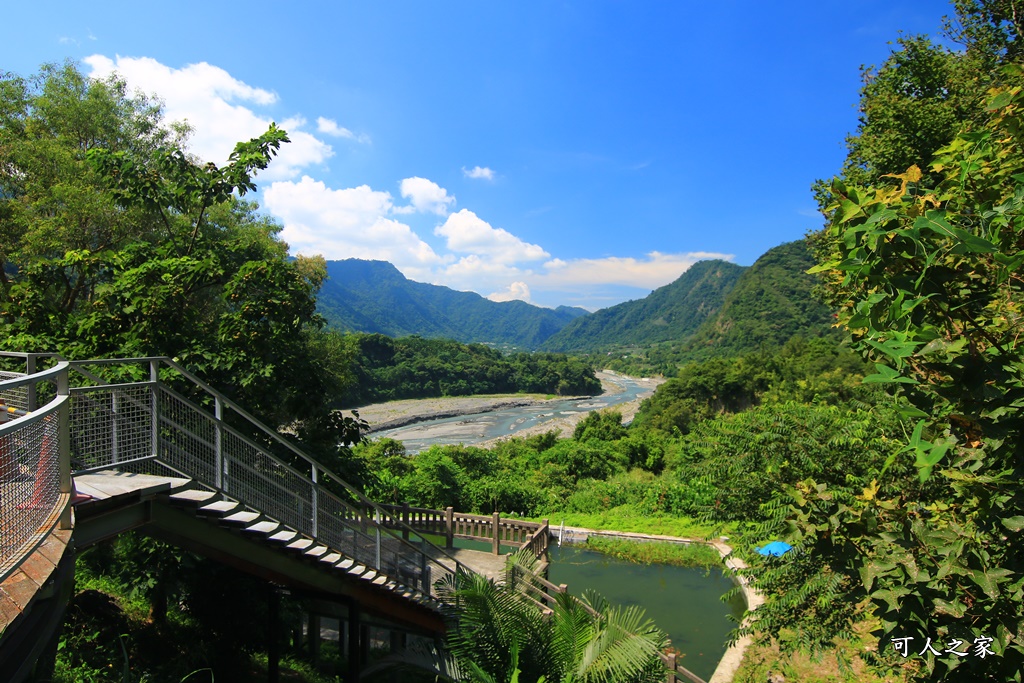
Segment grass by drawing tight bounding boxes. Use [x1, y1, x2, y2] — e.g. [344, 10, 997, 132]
[583, 536, 724, 568]
[531, 507, 741, 541]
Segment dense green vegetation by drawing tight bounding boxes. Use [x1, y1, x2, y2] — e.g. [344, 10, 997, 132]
[8, 1, 1024, 680]
[334, 333, 602, 406]
[354, 339, 887, 524]
[317, 258, 586, 349]
[540, 259, 743, 353]
[583, 538, 723, 570]
[582, 240, 837, 377]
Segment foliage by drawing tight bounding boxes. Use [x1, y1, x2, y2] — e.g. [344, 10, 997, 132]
[541, 259, 744, 353]
[764, 67, 1024, 681]
[633, 337, 873, 435]
[336, 333, 601, 406]
[584, 538, 723, 569]
[436, 553, 668, 683]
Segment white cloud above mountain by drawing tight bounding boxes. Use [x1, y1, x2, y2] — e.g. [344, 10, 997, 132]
[79, 54, 734, 309]
[435, 209, 548, 264]
[264, 176, 443, 272]
[488, 281, 532, 303]
[83, 55, 334, 180]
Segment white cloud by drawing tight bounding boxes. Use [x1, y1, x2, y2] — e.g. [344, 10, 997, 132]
[435, 209, 548, 264]
[463, 166, 495, 181]
[83, 55, 332, 180]
[263, 176, 443, 271]
[535, 251, 734, 290]
[317, 116, 370, 143]
[396, 177, 456, 215]
[488, 281, 532, 303]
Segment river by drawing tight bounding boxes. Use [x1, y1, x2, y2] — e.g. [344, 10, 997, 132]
[373, 372, 659, 452]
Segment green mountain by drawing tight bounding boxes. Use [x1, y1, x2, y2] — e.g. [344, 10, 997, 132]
[678, 239, 835, 360]
[316, 259, 588, 348]
[540, 259, 745, 352]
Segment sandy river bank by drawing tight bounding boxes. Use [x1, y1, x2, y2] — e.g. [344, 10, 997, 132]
[353, 371, 666, 444]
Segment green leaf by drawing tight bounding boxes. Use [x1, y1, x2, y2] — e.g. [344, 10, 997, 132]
[1002, 516, 1024, 532]
[862, 363, 918, 384]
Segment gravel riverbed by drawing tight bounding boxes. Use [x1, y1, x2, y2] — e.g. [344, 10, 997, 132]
[352, 371, 665, 444]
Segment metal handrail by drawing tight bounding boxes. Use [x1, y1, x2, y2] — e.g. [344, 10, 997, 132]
[62, 356, 475, 592]
[0, 362, 71, 584]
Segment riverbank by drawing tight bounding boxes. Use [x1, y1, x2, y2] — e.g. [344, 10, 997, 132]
[355, 371, 665, 438]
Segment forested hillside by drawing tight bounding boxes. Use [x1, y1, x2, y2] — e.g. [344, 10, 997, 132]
[675, 239, 834, 360]
[333, 333, 601, 406]
[540, 259, 743, 352]
[317, 259, 586, 348]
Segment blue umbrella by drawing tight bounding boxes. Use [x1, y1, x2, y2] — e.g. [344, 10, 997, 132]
[757, 541, 792, 557]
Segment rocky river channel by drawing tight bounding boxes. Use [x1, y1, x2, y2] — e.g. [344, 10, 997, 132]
[357, 371, 664, 452]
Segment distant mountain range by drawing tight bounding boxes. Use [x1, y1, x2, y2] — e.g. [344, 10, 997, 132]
[315, 240, 832, 356]
[542, 239, 833, 357]
[316, 259, 588, 349]
[538, 259, 744, 352]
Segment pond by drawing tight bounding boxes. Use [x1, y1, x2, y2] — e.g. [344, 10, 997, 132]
[546, 544, 746, 682]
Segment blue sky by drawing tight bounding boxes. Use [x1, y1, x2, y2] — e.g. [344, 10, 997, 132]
[3, 1, 955, 310]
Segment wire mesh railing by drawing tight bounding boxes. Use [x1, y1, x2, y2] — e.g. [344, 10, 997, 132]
[0, 354, 71, 583]
[62, 356, 472, 602]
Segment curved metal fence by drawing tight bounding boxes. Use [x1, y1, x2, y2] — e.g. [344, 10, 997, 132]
[0, 355, 70, 583]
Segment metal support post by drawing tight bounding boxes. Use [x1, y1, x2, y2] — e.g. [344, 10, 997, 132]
[26, 355, 37, 411]
[347, 603, 362, 683]
[214, 396, 224, 490]
[149, 360, 159, 459]
[268, 586, 280, 683]
[58, 366, 72, 530]
[311, 467, 319, 538]
[374, 509, 381, 570]
[492, 511, 500, 555]
[111, 391, 120, 465]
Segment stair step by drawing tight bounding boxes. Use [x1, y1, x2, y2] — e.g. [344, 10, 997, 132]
[166, 488, 221, 508]
[320, 552, 343, 565]
[304, 545, 329, 560]
[286, 538, 314, 552]
[197, 500, 242, 518]
[268, 529, 299, 544]
[243, 520, 282, 537]
[221, 510, 262, 526]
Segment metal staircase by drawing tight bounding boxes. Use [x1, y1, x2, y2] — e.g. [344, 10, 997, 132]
[1, 353, 477, 649]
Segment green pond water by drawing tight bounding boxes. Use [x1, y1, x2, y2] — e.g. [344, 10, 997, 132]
[546, 544, 746, 681]
[445, 538, 746, 681]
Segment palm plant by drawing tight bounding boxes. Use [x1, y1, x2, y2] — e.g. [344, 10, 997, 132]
[436, 550, 668, 683]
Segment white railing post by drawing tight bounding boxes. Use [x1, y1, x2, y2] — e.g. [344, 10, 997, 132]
[311, 466, 319, 538]
[58, 365, 72, 530]
[214, 396, 224, 490]
[375, 509, 382, 570]
[111, 390, 120, 465]
[26, 355, 37, 411]
[149, 360, 159, 459]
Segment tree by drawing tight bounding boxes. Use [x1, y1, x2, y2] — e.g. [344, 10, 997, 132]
[435, 552, 668, 683]
[760, 67, 1024, 682]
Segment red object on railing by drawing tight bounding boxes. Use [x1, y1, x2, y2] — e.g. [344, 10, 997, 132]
[17, 433, 53, 511]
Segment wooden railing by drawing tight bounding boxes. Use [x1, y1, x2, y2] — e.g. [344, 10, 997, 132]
[377, 503, 548, 558]
[375, 503, 708, 683]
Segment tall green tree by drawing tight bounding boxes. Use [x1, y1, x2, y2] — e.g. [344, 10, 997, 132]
[756, 68, 1024, 682]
